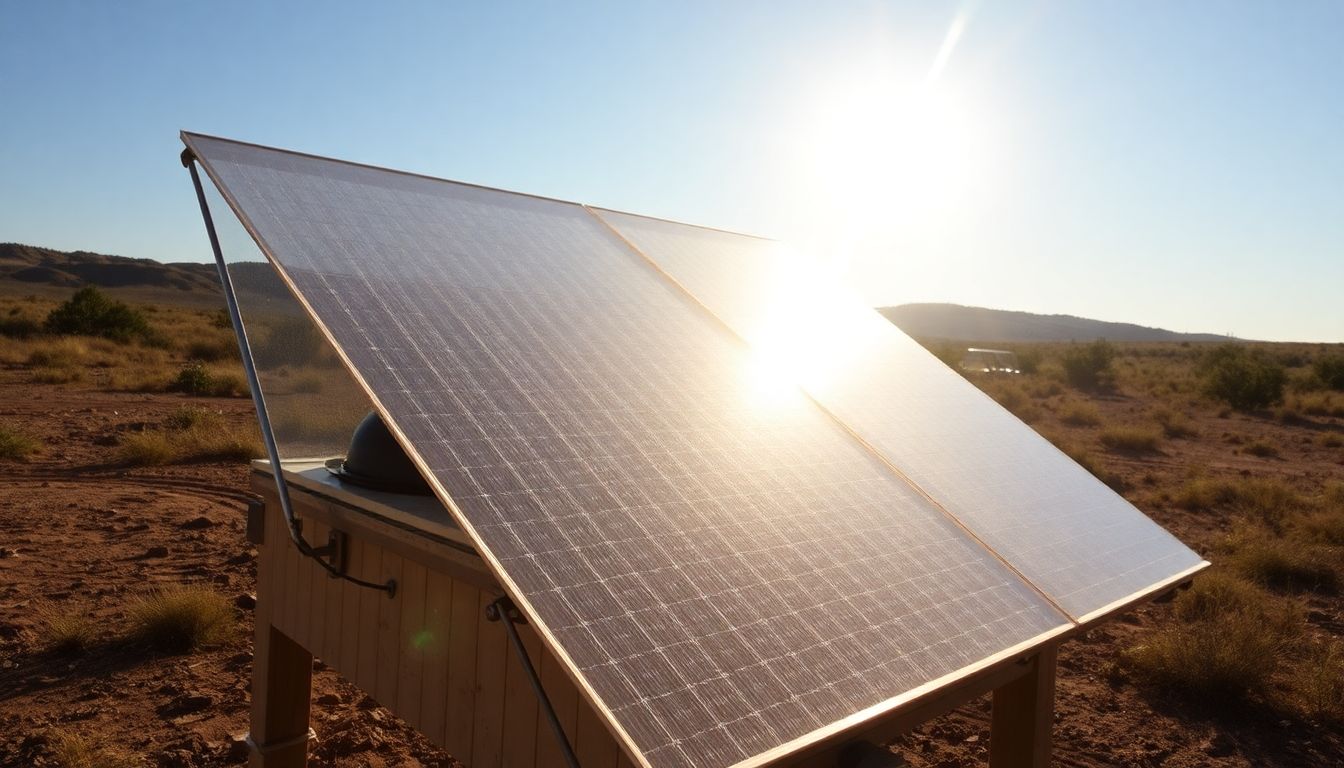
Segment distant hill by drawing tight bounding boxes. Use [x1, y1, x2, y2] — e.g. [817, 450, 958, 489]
[881, 303, 1231, 343]
[0, 243, 289, 308]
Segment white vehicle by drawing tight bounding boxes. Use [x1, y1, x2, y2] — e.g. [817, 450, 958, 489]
[960, 347, 1021, 374]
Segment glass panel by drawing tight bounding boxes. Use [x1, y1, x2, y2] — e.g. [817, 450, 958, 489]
[186, 133, 1068, 768]
[201, 178, 373, 461]
[593, 208, 1206, 620]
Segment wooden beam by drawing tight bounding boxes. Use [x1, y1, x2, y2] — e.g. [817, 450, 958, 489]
[989, 644, 1056, 768]
[249, 621, 313, 766]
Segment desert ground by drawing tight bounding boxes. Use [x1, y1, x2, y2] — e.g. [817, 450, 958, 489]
[1, 289, 1342, 767]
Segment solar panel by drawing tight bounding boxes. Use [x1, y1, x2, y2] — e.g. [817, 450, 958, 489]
[185, 133, 1071, 768]
[589, 208, 1207, 621]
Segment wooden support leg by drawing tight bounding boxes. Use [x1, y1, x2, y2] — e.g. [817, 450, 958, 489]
[249, 621, 313, 766]
[989, 644, 1056, 768]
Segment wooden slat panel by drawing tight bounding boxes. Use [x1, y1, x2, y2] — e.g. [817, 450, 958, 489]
[445, 581, 480, 760]
[376, 552, 405, 708]
[338, 533, 366, 684]
[419, 569, 452, 746]
[283, 513, 302, 642]
[575, 690, 619, 768]
[302, 518, 327, 653]
[397, 558, 428, 728]
[324, 525, 346, 672]
[356, 543, 384, 694]
[472, 590, 507, 768]
[502, 622, 540, 767]
[535, 642, 580, 768]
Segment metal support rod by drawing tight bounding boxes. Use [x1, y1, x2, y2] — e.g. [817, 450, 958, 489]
[487, 596, 581, 768]
[183, 149, 395, 596]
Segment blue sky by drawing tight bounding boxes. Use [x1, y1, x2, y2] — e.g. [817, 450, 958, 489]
[2, 1, 1340, 341]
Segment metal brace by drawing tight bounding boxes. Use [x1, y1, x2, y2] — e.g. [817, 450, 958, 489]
[486, 596, 580, 768]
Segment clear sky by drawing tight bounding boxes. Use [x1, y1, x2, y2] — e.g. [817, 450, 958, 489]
[2, 1, 1341, 341]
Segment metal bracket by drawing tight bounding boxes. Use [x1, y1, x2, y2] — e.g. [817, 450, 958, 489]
[311, 529, 349, 576]
[486, 596, 579, 768]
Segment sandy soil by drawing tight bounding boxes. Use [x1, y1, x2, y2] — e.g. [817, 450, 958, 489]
[1, 370, 1341, 767]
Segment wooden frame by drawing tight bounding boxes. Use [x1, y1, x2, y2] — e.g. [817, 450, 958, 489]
[245, 464, 1074, 768]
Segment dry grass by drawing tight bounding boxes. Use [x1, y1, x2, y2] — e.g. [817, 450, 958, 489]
[48, 730, 141, 768]
[1060, 402, 1102, 427]
[1173, 477, 1302, 528]
[1151, 407, 1198, 438]
[1298, 640, 1344, 721]
[1223, 531, 1339, 594]
[1099, 424, 1163, 453]
[0, 424, 41, 460]
[1244, 440, 1280, 458]
[34, 602, 97, 654]
[1126, 571, 1301, 700]
[119, 409, 261, 466]
[128, 584, 235, 653]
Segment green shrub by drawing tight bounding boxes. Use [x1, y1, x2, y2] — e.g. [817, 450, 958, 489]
[1062, 339, 1116, 390]
[1199, 344, 1285, 411]
[168, 361, 248, 398]
[44, 286, 153, 344]
[0, 424, 41, 460]
[1314, 353, 1344, 391]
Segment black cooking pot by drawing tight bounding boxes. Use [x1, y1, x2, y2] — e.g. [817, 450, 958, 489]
[325, 411, 432, 495]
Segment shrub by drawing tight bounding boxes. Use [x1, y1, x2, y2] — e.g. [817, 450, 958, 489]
[168, 361, 248, 398]
[44, 286, 153, 344]
[163, 406, 222, 431]
[35, 603, 97, 654]
[1099, 425, 1162, 453]
[1199, 344, 1285, 411]
[1126, 572, 1300, 700]
[1298, 641, 1344, 720]
[1314, 353, 1344, 391]
[1226, 533, 1339, 593]
[0, 315, 41, 338]
[0, 424, 41, 460]
[1151, 407, 1197, 438]
[1322, 433, 1344, 449]
[1060, 402, 1102, 427]
[1243, 440, 1279, 458]
[128, 584, 235, 652]
[1014, 347, 1043, 375]
[119, 421, 261, 466]
[184, 336, 238, 362]
[1062, 339, 1116, 390]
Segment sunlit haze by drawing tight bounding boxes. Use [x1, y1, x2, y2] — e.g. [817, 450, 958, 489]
[2, 2, 1340, 341]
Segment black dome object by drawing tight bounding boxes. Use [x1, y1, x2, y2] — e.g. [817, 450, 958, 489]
[325, 411, 432, 495]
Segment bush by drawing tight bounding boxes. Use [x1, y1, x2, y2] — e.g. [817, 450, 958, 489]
[1199, 344, 1285, 411]
[1226, 533, 1339, 593]
[1014, 347, 1043, 375]
[1299, 641, 1344, 720]
[1315, 353, 1344, 391]
[1060, 402, 1102, 427]
[44, 286, 153, 344]
[128, 584, 235, 652]
[0, 315, 40, 338]
[119, 419, 261, 466]
[1151, 407, 1198, 438]
[1099, 425, 1162, 453]
[168, 361, 248, 398]
[1243, 440, 1279, 458]
[1062, 339, 1116, 390]
[0, 424, 41, 460]
[1126, 572, 1300, 700]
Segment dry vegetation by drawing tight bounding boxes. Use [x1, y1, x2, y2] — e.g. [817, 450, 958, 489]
[957, 337, 1344, 728]
[128, 585, 236, 653]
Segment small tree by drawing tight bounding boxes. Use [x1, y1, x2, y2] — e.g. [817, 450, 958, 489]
[1200, 344, 1285, 411]
[45, 286, 152, 343]
[1062, 339, 1116, 390]
[1314, 353, 1344, 391]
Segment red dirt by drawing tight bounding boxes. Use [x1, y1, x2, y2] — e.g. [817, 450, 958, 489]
[1, 368, 1341, 766]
